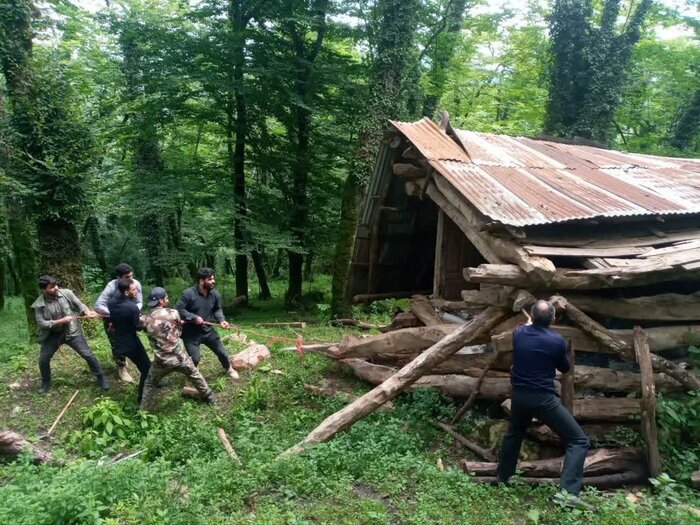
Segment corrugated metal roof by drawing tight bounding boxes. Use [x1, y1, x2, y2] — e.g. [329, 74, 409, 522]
[390, 118, 700, 226]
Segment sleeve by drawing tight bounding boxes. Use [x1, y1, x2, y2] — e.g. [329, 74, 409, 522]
[66, 290, 89, 315]
[132, 304, 143, 331]
[135, 280, 143, 311]
[176, 289, 197, 322]
[35, 307, 53, 330]
[556, 338, 571, 374]
[94, 283, 112, 316]
[213, 291, 225, 322]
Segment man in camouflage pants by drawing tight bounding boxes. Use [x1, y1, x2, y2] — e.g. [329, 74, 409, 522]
[140, 287, 215, 411]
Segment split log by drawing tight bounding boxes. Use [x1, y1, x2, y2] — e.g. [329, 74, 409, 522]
[335, 325, 460, 359]
[0, 430, 52, 463]
[461, 448, 642, 477]
[378, 312, 422, 333]
[330, 319, 379, 330]
[410, 295, 443, 326]
[341, 358, 516, 399]
[465, 263, 699, 290]
[564, 291, 700, 321]
[280, 307, 506, 456]
[634, 327, 662, 478]
[435, 421, 496, 461]
[469, 468, 647, 489]
[231, 343, 271, 370]
[493, 324, 700, 355]
[461, 287, 511, 308]
[502, 398, 640, 423]
[551, 295, 700, 391]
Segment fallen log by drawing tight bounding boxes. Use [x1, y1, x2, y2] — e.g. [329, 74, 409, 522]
[0, 430, 53, 463]
[280, 307, 506, 456]
[335, 325, 460, 359]
[352, 290, 430, 304]
[279, 343, 339, 354]
[217, 427, 242, 465]
[635, 327, 662, 478]
[469, 468, 647, 489]
[378, 312, 422, 333]
[330, 319, 379, 330]
[258, 321, 307, 329]
[551, 295, 700, 391]
[341, 358, 516, 399]
[436, 421, 496, 461]
[461, 448, 642, 477]
[502, 398, 640, 423]
[410, 295, 443, 326]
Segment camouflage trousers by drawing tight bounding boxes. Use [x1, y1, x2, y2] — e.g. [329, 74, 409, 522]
[139, 353, 212, 411]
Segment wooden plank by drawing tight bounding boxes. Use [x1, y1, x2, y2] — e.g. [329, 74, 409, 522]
[525, 228, 700, 249]
[640, 239, 700, 258]
[523, 245, 649, 258]
[433, 209, 445, 297]
[634, 326, 662, 478]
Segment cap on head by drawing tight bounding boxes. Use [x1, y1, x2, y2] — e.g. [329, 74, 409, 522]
[148, 286, 167, 307]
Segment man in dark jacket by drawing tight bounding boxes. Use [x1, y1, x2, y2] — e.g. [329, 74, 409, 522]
[108, 279, 151, 403]
[175, 267, 238, 380]
[497, 300, 590, 508]
[31, 275, 108, 394]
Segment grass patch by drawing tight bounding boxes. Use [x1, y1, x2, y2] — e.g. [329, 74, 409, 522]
[0, 289, 698, 524]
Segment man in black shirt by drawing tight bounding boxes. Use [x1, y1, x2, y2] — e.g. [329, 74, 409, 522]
[108, 279, 152, 403]
[176, 268, 239, 380]
[497, 300, 590, 509]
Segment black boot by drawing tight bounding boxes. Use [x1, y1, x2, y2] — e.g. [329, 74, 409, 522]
[202, 391, 216, 404]
[96, 374, 109, 391]
[39, 380, 51, 395]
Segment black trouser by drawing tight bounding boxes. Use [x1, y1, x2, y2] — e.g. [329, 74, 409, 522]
[39, 330, 103, 384]
[104, 320, 127, 369]
[183, 330, 230, 370]
[497, 387, 590, 495]
[116, 344, 151, 402]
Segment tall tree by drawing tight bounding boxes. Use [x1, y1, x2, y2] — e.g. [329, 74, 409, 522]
[544, 0, 653, 142]
[330, 0, 420, 317]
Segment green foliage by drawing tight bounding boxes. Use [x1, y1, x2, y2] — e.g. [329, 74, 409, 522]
[657, 391, 700, 481]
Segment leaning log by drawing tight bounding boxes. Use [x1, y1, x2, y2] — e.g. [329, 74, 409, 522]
[502, 398, 640, 423]
[0, 430, 52, 463]
[280, 307, 506, 456]
[378, 312, 422, 333]
[436, 422, 496, 461]
[461, 448, 642, 477]
[410, 295, 443, 326]
[634, 327, 662, 478]
[551, 295, 700, 391]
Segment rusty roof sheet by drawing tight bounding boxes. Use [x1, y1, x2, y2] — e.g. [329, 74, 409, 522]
[390, 118, 700, 227]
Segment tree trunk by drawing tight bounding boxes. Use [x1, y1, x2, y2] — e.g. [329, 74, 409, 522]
[330, 0, 420, 317]
[84, 216, 108, 277]
[281, 307, 505, 455]
[251, 249, 271, 299]
[8, 204, 38, 337]
[36, 218, 85, 295]
[303, 252, 314, 282]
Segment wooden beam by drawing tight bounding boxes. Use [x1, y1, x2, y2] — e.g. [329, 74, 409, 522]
[634, 327, 662, 478]
[502, 397, 640, 422]
[464, 263, 699, 290]
[565, 291, 700, 321]
[410, 295, 443, 326]
[550, 295, 700, 391]
[433, 210, 445, 298]
[280, 307, 506, 456]
[522, 245, 650, 258]
[393, 163, 427, 179]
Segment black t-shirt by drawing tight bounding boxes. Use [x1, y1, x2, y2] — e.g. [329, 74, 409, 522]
[511, 324, 570, 393]
[107, 295, 145, 355]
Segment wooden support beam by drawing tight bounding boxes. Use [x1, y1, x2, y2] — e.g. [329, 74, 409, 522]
[280, 308, 506, 456]
[634, 327, 662, 478]
[410, 295, 443, 326]
[393, 163, 428, 179]
[564, 291, 700, 321]
[550, 295, 700, 391]
[465, 263, 699, 290]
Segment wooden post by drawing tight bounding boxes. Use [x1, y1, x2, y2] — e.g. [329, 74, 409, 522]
[46, 390, 79, 437]
[433, 209, 445, 298]
[561, 341, 575, 413]
[280, 307, 506, 456]
[634, 326, 662, 477]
